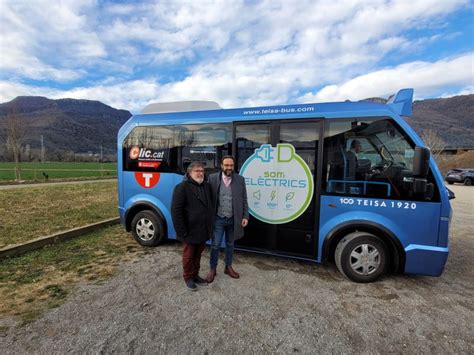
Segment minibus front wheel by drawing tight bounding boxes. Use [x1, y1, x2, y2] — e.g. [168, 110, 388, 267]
[131, 210, 166, 246]
[335, 231, 388, 283]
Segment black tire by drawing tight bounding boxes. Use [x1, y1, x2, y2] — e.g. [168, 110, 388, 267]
[130, 210, 166, 246]
[447, 181, 454, 185]
[335, 231, 388, 283]
[464, 178, 472, 186]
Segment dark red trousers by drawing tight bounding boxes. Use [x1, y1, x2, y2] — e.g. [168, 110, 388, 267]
[182, 242, 206, 281]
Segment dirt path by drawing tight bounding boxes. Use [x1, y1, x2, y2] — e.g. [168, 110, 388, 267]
[0, 178, 116, 190]
[2, 185, 473, 353]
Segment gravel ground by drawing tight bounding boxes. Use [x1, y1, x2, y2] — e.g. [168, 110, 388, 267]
[2, 185, 473, 353]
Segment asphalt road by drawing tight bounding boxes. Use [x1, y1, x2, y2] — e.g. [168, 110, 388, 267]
[2, 184, 473, 353]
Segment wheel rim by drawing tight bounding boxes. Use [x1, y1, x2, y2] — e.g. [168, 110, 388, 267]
[135, 218, 155, 241]
[349, 243, 380, 276]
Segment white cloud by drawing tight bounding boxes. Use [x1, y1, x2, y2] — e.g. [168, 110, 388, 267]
[0, 0, 472, 111]
[0, 81, 61, 102]
[4, 0, 468, 78]
[299, 53, 474, 102]
[0, 0, 105, 80]
[1, 51, 472, 113]
[59, 80, 163, 111]
[0, 80, 160, 112]
[440, 86, 473, 98]
[0, 49, 81, 81]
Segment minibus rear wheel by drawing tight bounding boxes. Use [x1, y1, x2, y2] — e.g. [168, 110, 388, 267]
[335, 231, 387, 283]
[131, 210, 165, 246]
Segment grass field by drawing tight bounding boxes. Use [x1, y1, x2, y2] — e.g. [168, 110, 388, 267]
[0, 181, 118, 248]
[0, 162, 117, 182]
[0, 180, 142, 325]
[0, 225, 146, 324]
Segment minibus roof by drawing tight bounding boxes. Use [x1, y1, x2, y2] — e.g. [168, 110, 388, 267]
[127, 89, 413, 126]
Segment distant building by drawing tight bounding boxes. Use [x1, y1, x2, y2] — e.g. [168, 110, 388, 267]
[441, 147, 474, 155]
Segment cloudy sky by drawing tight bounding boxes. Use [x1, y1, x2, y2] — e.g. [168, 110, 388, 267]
[0, 0, 473, 112]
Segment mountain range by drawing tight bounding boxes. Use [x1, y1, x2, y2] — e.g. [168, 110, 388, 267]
[0, 94, 472, 161]
[0, 96, 131, 161]
[408, 95, 473, 148]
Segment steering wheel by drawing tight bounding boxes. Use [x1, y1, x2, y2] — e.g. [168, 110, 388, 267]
[371, 159, 393, 173]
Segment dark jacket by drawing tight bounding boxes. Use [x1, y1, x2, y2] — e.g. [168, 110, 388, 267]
[171, 176, 213, 244]
[209, 172, 249, 241]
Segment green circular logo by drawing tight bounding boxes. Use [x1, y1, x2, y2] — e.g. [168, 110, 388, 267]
[240, 144, 314, 224]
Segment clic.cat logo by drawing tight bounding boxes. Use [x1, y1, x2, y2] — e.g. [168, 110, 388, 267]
[129, 146, 165, 161]
[129, 146, 140, 160]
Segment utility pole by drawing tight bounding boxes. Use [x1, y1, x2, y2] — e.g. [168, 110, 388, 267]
[41, 135, 45, 163]
[100, 145, 103, 162]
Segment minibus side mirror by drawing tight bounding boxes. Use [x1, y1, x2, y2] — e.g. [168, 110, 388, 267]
[413, 146, 430, 177]
[446, 187, 456, 200]
[412, 146, 431, 197]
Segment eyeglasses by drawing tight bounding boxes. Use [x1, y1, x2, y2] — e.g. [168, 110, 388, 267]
[192, 169, 205, 173]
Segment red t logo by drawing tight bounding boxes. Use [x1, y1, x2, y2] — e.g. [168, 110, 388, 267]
[135, 172, 160, 188]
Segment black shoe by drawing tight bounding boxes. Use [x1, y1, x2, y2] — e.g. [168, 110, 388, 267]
[185, 279, 197, 291]
[194, 276, 209, 287]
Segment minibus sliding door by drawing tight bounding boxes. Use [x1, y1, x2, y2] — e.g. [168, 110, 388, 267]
[234, 120, 321, 259]
[234, 122, 274, 251]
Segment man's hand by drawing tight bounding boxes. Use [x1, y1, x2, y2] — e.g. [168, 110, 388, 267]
[241, 218, 248, 227]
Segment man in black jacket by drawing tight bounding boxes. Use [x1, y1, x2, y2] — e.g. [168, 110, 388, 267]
[171, 161, 213, 291]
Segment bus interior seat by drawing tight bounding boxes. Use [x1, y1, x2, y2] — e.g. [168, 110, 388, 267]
[328, 146, 344, 181]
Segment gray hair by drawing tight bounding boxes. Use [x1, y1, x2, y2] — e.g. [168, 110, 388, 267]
[187, 161, 205, 173]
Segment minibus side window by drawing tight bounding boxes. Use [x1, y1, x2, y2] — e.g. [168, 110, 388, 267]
[322, 118, 439, 201]
[235, 124, 271, 171]
[123, 124, 232, 174]
[176, 123, 232, 173]
[280, 121, 319, 174]
[123, 125, 178, 172]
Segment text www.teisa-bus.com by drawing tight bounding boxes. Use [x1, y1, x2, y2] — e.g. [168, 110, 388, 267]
[243, 106, 315, 115]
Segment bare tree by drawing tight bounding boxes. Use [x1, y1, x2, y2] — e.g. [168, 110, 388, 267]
[177, 129, 194, 147]
[421, 129, 446, 163]
[137, 127, 155, 147]
[5, 105, 26, 181]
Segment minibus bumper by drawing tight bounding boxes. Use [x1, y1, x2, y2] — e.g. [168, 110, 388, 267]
[404, 244, 449, 276]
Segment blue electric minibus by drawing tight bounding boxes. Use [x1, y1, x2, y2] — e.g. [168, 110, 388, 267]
[117, 89, 453, 282]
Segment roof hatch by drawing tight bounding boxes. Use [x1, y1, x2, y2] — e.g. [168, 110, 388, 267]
[141, 100, 221, 114]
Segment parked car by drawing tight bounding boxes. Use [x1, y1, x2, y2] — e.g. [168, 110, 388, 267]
[445, 168, 474, 186]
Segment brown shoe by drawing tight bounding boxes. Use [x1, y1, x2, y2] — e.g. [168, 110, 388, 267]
[224, 266, 240, 279]
[206, 269, 217, 283]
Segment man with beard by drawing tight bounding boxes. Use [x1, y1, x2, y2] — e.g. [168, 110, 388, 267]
[206, 156, 249, 283]
[171, 161, 213, 291]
